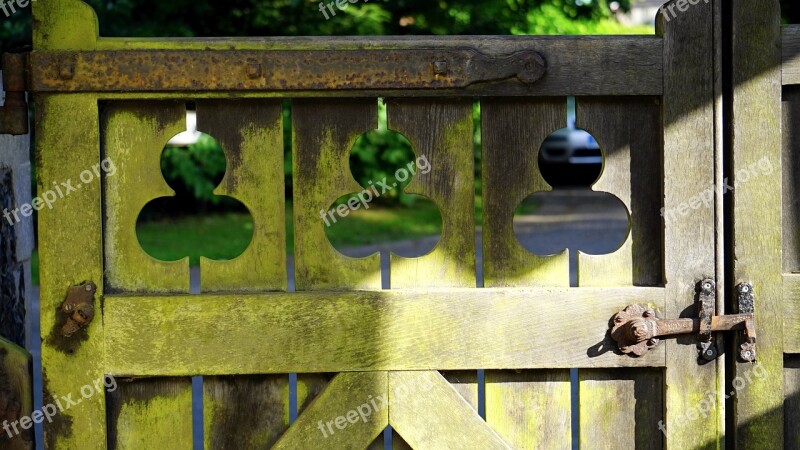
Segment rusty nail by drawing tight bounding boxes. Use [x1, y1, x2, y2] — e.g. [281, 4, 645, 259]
[246, 61, 262, 79]
[433, 61, 448, 75]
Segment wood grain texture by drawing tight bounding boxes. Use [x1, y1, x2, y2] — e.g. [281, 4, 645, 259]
[783, 88, 800, 274]
[103, 288, 665, 375]
[389, 371, 510, 449]
[578, 370, 663, 449]
[36, 94, 107, 449]
[291, 98, 381, 290]
[102, 101, 189, 293]
[106, 377, 193, 450]
[730, 0, 785, 447]
[481, 97, 569, 287]
[272, 372, 388, 450]
[784, 275, 800, 353]
[485, 370, 570, 450]
[658, 0, 722, 447]
[196, 99, 287, 292]
[0, 338, 33, 450]
[74, 35, 664, 97]
[387, 98, 475, 288]
[576, 97, 662, 287]
[786, 356, 800, 450]
[783, 26, 800, 86]
[481, 97, 571, 449]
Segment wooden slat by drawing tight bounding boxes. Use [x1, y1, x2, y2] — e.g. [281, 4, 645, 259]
[292, 98, 381, 290]
[272, 372, 388, 449]
[107, 378, 193, 450]
[37, 94, 107, 449]
[102, 101, 195, 448]
[103, 101, 190, 292]
[783, 26, 800, 86]
[783, 275, 800, 353]
[786, 356, 800, 449]
[575, 97, 662, 287]
[481, 97, 571, 449]
[578, 370, 663, 448]
[387, 98, 475, 288]
[658, 0, 722, 448]
[485, 370, 570, 449]
[103, 288, 666, 375]
[730, 0, 785, 447]
[783, 88, 800, 274]
[389, 371, 510, 449]
[194, 100, 291, 449]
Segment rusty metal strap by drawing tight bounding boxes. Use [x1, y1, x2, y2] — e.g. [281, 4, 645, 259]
[29, 49, 546, 93]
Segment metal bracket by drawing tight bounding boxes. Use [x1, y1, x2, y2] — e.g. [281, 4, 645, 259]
[0, 53, 28, 135]
[60, 281, 97, 337]
[610, 279, 756, 362]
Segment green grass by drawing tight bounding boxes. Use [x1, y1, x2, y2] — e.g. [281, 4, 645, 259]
[30, 197, 543, 286]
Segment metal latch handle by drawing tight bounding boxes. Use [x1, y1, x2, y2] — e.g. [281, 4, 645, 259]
[611, 279, 756, 362]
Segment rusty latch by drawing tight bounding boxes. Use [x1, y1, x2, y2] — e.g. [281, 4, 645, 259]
[0, 53, 28, 135]
[60, 281, 96, 337]
[611, 279, 756, 362]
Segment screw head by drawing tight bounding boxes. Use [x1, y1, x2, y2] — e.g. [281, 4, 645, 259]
[647, 338, 658, 347]
[741, 285, 750, 293]
[58, 61, 75, 80]
[246, 61, 262, 79]
[85, 284, 93, 292]
[433, 61, 448, 75]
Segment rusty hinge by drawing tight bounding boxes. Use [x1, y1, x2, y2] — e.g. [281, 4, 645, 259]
[611, 279, 756, 362]
[60, 281, 97, 337]
[0, 53, 28, 135]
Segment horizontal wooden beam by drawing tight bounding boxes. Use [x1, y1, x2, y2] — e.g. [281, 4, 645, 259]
[783, 25, 800, 85]
[784, 274, 800, 353]
[30, 36, 664, 96]
[104, 288, 666, 375]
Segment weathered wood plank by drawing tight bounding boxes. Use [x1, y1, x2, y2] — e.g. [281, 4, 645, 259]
[783, 88, 800, 274]
[102, 102, 196, 449]
[783, 26, 800, 86]
[103, 101, 189, 292]
[485, 370, 570, 450]
[389, 371, 510, 449]
[272, 372, 388, 450]
[783, 275, 800, 353]
[104, 288, 666, 375]
[107, 378, 193, 450]
[292, 98, 381, 290]
[36, 94, 107, 449]
[578, 369, 663, 449]
[658, 0, 722, 447]
[481, 96, 572, 449]
[0, 338, 32, 450]
[786, 356, 800, 449]
[387, 98, 475, 288]
[196, 99, 287, 292]
[730, 0, 785, 447]
[32, 36, 665, 97]
[575, 97, 662, 287]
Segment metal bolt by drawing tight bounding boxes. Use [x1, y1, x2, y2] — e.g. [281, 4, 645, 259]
[85, 284, 93, 292]
[703, 282, 712, 291]
[647, 338, 658, 347]
[59, 61, 75, 80]
[246, 61, 262, 79]
[433, 61, 448, 75]
[740, 285, 750, 293]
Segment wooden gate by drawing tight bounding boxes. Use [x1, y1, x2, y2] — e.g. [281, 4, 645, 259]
[29, 0, 735, 448]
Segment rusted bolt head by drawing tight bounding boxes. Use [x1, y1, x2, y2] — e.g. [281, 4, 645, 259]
[629, 321, 650, 342]
[433, 61, 448, 75]
[246, 61, 262, 79]
[59, 61, 75, 80]
[85, 283, 94, 292]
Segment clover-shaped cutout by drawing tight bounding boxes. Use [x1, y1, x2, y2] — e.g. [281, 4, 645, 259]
[324, 101, 442, 259]
[137, 117, 254, 265]
[514, 127, 630, 257]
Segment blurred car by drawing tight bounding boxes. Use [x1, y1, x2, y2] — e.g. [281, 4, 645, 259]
[538, 127, 603, 187]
